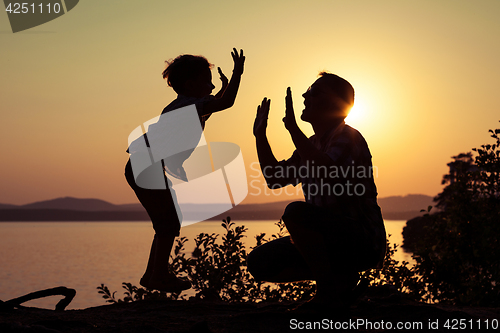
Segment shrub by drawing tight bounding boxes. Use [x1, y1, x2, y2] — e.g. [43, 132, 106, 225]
[98, 217, 417, 304]
[97, 218, 316, 303]
[100, 122, 500, 306]
[408, 123, 500, 305]
[361, 236, 422, 300]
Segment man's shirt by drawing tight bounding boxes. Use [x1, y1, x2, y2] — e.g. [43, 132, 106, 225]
[277, 121, 386, 266]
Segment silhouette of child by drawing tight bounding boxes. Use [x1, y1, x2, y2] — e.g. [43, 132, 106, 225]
[125, 48, 245, 292]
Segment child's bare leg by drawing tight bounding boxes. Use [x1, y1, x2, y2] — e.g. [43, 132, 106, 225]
[140, 235, 157, 286]
[145, 233, 191, 292]
[150, 233, 175, 280]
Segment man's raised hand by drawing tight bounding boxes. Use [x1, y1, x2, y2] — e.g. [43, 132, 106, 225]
[254, 97, 270, 137]
[282, 87, 298, 131]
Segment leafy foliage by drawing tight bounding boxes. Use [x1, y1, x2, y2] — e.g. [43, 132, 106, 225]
[97, 282, 182, 304]
[409, 123, 500, 305]
[361, 236, 422, 300]
[180, 217, 255, 301]
[99, 123, 500, 306]
[98, 217, 416, 304]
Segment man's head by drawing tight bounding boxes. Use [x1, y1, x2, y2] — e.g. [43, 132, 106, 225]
[162, 55, 215, 97]
[301, 72, 355, 123]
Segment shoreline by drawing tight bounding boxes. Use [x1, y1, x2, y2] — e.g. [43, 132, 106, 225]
[2, 287, 499, 332]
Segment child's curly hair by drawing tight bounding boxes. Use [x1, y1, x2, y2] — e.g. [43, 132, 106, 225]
[162, 55, 213, 94]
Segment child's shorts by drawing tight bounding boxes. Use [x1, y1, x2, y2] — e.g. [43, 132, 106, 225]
[125, 159, 181, 237]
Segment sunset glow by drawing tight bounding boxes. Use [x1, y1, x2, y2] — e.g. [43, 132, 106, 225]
[1, 1, 499, 205]
[345, 97, 367, 126]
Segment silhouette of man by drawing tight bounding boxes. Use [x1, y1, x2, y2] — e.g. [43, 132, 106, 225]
[248, 72, 386, 309]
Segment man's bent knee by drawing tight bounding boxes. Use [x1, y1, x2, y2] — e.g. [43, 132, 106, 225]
[282, 201, 308, 224]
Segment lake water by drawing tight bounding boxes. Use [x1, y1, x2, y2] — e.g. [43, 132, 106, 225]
[0, 220, 411, 310]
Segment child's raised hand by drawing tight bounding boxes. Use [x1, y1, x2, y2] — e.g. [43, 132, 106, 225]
[231, 48, 245, 75]
[217, 67, 228, 87]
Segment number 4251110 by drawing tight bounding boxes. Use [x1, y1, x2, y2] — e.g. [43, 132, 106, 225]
[5, 3, 62, 14]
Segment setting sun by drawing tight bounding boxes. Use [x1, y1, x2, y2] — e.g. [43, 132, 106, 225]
[345, 97, 366, 125]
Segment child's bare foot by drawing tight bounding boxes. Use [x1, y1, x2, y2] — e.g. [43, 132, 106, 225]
[141, 274, 191, 293]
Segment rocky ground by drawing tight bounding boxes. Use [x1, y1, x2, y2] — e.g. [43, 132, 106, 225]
[1, 287, 499, 332]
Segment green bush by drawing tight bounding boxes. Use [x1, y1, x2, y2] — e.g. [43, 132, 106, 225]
[361, 236, 422, 300]
[98, 217, 416, 304]
[408, 123, 500, 305]
[99, 122, 500, 306]
[97, 218, 317, 303]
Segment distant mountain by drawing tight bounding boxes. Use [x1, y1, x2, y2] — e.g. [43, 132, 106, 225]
[0, 209, 149, 221]
[378, 194, 434, 213]
[378, 194, 435, 220]
[0, 197, 143, 212]
[0, 203, 18, 209]
[0, 195, 435, 221]
[21, 197, 122, 211]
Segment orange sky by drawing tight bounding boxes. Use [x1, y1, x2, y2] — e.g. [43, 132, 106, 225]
[1, 1, 499, 205]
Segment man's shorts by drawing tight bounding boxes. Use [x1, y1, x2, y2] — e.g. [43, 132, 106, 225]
[247, 201, 384, 281]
